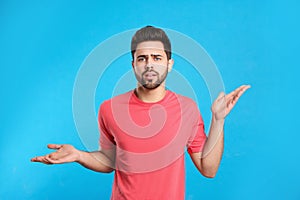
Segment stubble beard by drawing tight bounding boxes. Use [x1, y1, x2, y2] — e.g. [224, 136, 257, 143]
[139, 68, 168, 90]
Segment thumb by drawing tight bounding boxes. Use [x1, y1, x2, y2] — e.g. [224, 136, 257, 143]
[47, 144, 62, 150]
[216, 92, 225, 101]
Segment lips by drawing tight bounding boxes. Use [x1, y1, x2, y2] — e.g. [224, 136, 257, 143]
[143, 70, 158, 79]
[144, 72, 157, 78]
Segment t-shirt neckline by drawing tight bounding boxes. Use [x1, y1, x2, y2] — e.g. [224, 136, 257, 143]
[131, 89, 171, 105]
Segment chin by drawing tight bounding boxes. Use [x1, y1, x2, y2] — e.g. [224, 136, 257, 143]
[143, 85, 160, 90]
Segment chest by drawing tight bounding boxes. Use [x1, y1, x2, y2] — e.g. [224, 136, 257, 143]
[107, 102, 196, 153]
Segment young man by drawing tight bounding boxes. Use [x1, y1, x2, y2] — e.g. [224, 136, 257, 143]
[31, 26, 250, 199]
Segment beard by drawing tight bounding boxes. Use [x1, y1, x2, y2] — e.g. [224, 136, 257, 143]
[137, 67, 168, 90]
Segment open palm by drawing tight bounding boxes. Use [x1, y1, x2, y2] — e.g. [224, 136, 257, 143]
[31, 144, 80, 164]
[212, 85, 250, 120]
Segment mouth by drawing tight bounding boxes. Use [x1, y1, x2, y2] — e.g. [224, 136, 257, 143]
[143, 70, 158, 80]
[144, 72, 157, 79]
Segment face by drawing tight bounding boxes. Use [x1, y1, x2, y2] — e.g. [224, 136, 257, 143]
[132, 41, 173, 90]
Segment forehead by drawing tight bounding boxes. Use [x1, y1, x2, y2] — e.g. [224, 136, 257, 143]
[135, 41, 165, 56]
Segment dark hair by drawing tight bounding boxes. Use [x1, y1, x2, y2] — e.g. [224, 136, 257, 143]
[131, 26, 172, 60]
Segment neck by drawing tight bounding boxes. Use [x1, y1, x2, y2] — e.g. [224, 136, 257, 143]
[135, 84, 167, 103]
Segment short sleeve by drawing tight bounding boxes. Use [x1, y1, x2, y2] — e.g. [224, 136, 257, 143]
[187, 112, 207, 154]
[98, 102, 116, 150]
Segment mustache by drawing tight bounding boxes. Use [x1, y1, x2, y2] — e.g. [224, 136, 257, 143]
[141, 69, 159, 76]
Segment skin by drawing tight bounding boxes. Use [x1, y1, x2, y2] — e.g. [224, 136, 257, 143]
[132, 41, 174, 102]
[31, 41, 250, 178]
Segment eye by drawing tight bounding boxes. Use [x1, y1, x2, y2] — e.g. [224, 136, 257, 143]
[154, 57, 162, 61]
[137, 57, 146, 62]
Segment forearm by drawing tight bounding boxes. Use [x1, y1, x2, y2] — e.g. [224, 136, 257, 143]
[200, 116, 224, 177]
[77, 150, 115, 173]
[194, 85, 249, 177]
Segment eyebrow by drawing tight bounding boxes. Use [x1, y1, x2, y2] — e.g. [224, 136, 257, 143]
[136, 54, 163, 58]
[151, 54, 163, 57]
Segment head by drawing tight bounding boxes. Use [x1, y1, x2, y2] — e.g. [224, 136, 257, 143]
[131, 26, 174, 90]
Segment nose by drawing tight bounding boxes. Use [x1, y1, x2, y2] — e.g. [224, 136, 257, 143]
[145, 61, 153, 71]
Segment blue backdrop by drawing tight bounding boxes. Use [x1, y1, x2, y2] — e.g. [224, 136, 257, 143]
[1, 0, 299, 199]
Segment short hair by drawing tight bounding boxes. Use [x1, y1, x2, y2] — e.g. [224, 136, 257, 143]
[131, 26, 172, 60]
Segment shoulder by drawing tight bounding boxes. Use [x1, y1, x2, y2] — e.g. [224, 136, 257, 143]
[169, 91, 198, 108]
[171, 92, 206, 129]
[99, 90, 133, 112]
[168, 91, 202, 119]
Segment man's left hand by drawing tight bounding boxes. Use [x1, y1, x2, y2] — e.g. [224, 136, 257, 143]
[211, 85, 251, 120]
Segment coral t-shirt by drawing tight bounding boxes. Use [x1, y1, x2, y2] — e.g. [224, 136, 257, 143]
[98, 90, 206, 200]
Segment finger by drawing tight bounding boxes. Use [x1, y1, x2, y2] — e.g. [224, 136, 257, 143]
[227, 85, 250, 107]
[47, 144, 63, 150]
[46, 154, 72, 164]
[47, 151, 68, 161]
[226, 85, 250, 102]
[234, 85, 251, 100]
[230, 85, 249, 96]
[31, 156, 45, 162]
[31, 156, 52, 165]
[241, 85, 251, 93]
[226, 85, 246, 99]
[42, 156, 54, 164]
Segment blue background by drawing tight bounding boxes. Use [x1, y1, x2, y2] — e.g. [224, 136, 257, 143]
[1, 0, 299, 199]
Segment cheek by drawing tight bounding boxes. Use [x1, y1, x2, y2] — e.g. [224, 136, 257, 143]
[133, 67, 144, 76]
[156, 66, 168, 74]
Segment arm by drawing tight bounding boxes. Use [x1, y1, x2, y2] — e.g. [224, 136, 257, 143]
[31, 144, 115, 173]
[190, 85, 250, 178]
[189, 117, 224, 178]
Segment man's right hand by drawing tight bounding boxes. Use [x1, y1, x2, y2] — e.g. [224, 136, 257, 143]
[31, 144, 80, 165]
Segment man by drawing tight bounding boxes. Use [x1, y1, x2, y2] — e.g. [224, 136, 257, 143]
[31, 26, 250, 199]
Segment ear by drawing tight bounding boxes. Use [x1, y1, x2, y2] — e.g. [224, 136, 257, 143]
[167, 59, 174, 72]
[131, 60, 134, 69]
